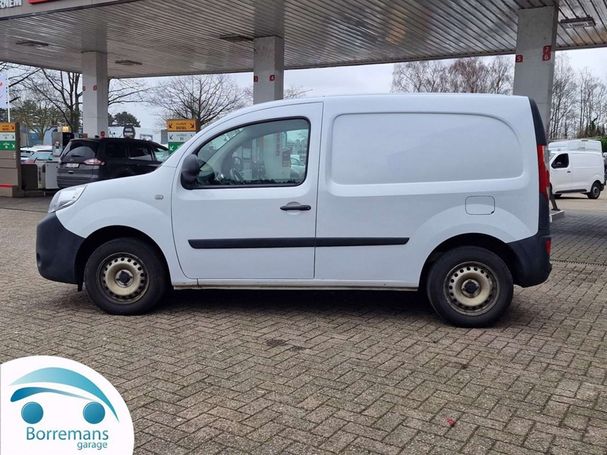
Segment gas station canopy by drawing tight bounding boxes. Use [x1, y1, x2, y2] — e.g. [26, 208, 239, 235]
[1, 0, 607, 78]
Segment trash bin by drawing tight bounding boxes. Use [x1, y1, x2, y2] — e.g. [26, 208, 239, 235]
[21, 164, 38, 191]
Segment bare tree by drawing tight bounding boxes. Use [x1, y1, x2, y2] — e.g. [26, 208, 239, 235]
[450, 58, 490, 93]
[25, 70, 82, 132]
[391, 60, 450, 93]
[0, 63, 41, 121]
[392, 56, 513, 95]
[486, 56, 513, 94]
[550, 55, 578, 139]
[284, 85, 311, 99]
[12, 96, 62, 141]
[242, 84, 312, 105]
[577, 69, 607, 137]
[108, 78, 147, 106]
[24, 69, 146, 132]
[149, 74, 245, 129]
[0, 63, 40, 100]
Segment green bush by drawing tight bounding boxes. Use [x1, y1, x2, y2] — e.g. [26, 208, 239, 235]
[601, 137, 607, 153]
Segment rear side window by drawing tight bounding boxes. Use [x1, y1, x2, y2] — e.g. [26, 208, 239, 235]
[330, 113, 523, 185]
[103, 142, 127, 159]
[62, 142, 97, 162]
[129, 143, 154, 161]
[551, 153, 569, 169]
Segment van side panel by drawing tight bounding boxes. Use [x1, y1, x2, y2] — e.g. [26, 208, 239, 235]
[315, 95, 539, 287]
[330, 113, 523, 185]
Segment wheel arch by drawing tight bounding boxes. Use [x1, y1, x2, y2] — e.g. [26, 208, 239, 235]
[75, 225, 170, 287]
[420, 233, 518, 289]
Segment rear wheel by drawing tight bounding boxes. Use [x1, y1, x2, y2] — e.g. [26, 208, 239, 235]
[426, 246, 513, 327]
[84, 238, 168, 315]
[587, 181, 602, 199]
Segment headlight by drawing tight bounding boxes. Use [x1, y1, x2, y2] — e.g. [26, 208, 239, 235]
[48, 186, 86, 213]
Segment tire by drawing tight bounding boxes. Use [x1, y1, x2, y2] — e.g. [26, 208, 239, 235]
[426, 246, 513, 327]
[84, 238, 168, 315]
[587, 182, 601, 199]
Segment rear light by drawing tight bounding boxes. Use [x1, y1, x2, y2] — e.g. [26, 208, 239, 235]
[537, 145, 550, 199]
[83, 158, 104, 166]
[545, 238, 552, 255]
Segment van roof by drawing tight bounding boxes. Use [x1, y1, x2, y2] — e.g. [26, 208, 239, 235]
[548, 139, 602, 152]
[213, 92, 530, 127]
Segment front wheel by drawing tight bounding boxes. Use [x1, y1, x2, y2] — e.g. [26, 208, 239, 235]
[426, 246, 513, 327]
[587, 182, 602, 199]
[84, 238, 168, 315]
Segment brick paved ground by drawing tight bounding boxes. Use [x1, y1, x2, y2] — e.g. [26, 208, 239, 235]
[1, 196, 606, 454]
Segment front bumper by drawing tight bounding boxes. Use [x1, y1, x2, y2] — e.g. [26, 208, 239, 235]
[36, 213, 84, 284]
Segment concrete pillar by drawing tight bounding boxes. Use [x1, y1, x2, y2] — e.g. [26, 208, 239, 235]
[82, 51, 109, 137]
[513, 6, 558, 131]
[253, 36, 284, 104]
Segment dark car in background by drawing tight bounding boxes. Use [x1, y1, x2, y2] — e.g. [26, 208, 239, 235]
[57, 138, 169, 189]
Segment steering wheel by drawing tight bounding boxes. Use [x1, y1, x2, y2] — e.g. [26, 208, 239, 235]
[229, 168, 244, 183]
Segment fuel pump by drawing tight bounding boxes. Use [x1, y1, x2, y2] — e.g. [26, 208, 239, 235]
[52, 129, 74, 158]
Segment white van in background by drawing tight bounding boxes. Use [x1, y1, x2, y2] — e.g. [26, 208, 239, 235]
[36, 94, 552, 327]
[549, 139, 605, 199]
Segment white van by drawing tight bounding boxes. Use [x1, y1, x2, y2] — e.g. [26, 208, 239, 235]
[37, 94, 552, 327]
[549, 139, 605, 199]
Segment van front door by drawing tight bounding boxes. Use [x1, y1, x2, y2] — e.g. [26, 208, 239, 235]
[172, 103, 322, 280]
[550, 153, 572, 192]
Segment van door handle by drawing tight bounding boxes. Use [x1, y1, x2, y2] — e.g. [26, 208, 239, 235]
[567, 170, 572, 173]
[280, 203, 311, 211]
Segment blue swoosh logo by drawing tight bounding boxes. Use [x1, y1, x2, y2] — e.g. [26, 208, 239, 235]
[11, 386, 89, 402]
[11, 367, 118, 420]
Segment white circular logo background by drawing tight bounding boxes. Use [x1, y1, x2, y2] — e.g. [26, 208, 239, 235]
[0, 356, 134, 455]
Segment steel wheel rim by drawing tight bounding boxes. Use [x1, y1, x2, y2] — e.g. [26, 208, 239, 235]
[98, 253, 148, 304]
[444, 262, 499, 315]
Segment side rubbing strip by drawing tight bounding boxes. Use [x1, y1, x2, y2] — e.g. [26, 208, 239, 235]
[188, 238, 409, 249]
[315, 238, 409, 247]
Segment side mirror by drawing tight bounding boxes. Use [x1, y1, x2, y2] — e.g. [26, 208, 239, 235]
[181, 154, 201, 188]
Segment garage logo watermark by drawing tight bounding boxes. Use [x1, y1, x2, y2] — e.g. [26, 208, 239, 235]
[0, 356, 134, 454]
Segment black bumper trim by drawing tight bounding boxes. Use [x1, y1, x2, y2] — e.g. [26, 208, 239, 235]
[508, 231, 551, 288]
[36, 213, 84, 284]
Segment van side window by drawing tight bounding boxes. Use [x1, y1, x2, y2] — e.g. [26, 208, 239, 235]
[552, 153, 569, 169]
[193, 118, 310, 187]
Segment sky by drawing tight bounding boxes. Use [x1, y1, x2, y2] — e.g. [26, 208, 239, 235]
[117, 48, 607, 130]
